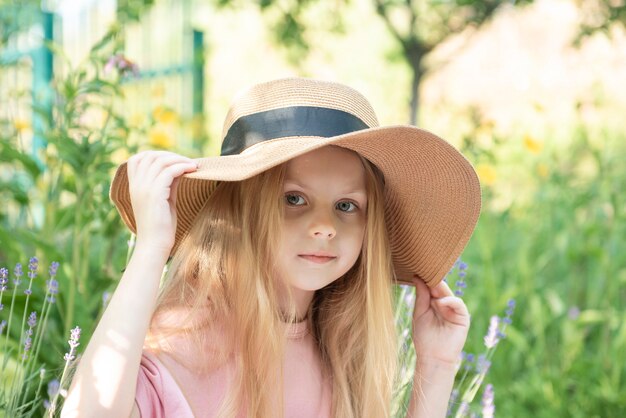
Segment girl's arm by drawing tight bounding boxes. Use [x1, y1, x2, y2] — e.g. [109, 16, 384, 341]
[61, 245, 169, 418]
[405, 358, 457, 418]
[61, 151, 197, 418]
[406, 278, 470, 418]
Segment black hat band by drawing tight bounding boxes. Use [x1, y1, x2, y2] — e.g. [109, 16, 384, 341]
[220, 106, 370, 156]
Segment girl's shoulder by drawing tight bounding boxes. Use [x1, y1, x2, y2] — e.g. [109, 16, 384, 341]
[136, 350, 196, 418]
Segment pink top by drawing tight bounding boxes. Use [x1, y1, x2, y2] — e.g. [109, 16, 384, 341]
[134, 319, 332, 418]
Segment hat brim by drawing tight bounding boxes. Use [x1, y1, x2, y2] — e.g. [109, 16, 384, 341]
[110, 125, 481, 287]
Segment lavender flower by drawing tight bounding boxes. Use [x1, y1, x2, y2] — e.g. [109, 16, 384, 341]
[0, 267, 7, 290]
[568, 306, 580, 320]
[28, 311, 37, 328]
[63, 326, 81, 361]
[46, 261, 60, 303]
[0, 319, 6, 335]
[502, 299, 516, 324]
[463, 352, 475, 371]
[456, 401, 470, 417]
[484, 316, 501, 349]
[49, 261, 59, 277]
[104, 53, 140, 77]
[0, 267, 7, 310]
[43, 378, 60, 409]
[13, 262, 23, 286]
[28, 257, 38, 278]
[24, 257, 38, 296]
[481, 384, 495, 418]
[475, 354, 491, 374]
[22, 311, 37, 360]
[453, 259, 468, 297]
[447, 388, 459, 417]
[47, 378, 60, 398]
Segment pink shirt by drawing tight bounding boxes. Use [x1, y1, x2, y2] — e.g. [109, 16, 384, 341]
[134, 319, 332, 417]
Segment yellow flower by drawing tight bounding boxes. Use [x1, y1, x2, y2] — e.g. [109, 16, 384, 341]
[14, 118, 31, 132]
[476, 164, 497, 186]
[148, 129, 174, 149]
[537, 163, 549, 178]
[152, 106, 178, 124]
[524, 135, 543, 154]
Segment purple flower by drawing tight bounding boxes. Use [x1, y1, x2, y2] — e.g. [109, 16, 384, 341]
[484, 315, 501, 348]
[47, 266, 59, 304]
[22, 336, 32, 359]
[13, 262, 23, 286]
[21, 312, 37, 359]
[28, 257, 38, 278]
[481, 383, 495, 418]
[49, 261, 59, 277]
[0, 319, 6, 335]
[27, 311, 37, 328]
[452, 259, 469, 297]
[47, 378, 60, 398]
[447, 388, 459, 417]
[457, 401, 470, 417]
[0, 267, 6, 311]
[505, 299, 516, 318]
[64, 326, 82, 361]
[0, 267, 8, 290]
[475, 354, 491, 374]
[463, 352, 475, 371]
[104, 53, 140, 77]
[568, 306, 580, 320]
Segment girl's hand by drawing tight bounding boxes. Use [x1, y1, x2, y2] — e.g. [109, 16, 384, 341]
[410, 277, 470, 366]
[126, 150, 198, 255]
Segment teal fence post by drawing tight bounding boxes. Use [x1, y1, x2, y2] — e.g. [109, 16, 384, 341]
[31, 11, 54, 169]
[192, 29, 205, 150]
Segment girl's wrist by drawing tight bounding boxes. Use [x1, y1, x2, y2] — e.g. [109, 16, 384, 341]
[132, 240, 172, 263]
[415, 355, 460, 373]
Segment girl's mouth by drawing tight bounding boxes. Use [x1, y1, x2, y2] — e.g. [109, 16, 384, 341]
[298, 255, 336, 264]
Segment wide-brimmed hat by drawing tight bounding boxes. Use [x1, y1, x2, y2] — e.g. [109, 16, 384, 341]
[110, 77, 481, 287]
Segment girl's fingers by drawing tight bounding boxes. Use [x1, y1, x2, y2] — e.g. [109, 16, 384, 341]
[152, 162, 198, 191]
[432, 297, 470, 327]
[430, 280, 454, 299]
[144, 154, 196, 182]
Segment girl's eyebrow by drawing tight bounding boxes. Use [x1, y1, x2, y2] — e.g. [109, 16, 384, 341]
[284, 179, 367, 194]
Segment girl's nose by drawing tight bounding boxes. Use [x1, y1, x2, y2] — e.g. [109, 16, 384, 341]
[309, 210, 336, 239]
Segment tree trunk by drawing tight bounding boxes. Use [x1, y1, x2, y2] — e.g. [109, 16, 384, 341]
[407, 47, 423, 126]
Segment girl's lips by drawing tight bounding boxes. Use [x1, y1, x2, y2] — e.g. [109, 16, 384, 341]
[298, 255, 336, 264]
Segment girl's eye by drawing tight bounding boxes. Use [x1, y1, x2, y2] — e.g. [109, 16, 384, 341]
[336, 201, 358, 213]
[285, 193, 305, 206]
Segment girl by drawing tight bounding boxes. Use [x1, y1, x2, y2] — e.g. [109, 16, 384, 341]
[62, 78, 480, 418]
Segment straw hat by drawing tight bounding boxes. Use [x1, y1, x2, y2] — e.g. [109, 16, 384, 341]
[110, 78, 481, 287]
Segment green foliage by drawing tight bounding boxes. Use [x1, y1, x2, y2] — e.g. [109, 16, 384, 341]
[1, 23, 138, 416]
[216, 0, 346, 65]
[455, 120, 626, 417]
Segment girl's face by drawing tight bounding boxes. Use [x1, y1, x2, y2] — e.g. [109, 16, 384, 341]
[275, 146, 367, 316]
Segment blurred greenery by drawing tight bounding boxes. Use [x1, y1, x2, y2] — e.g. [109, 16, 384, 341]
[1, 0, 626, 416]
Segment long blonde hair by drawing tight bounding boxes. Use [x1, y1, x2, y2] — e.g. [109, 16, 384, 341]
[145, 147, 399, 418]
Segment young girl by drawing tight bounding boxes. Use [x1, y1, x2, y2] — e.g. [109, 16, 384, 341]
[62, 78, 480, 418]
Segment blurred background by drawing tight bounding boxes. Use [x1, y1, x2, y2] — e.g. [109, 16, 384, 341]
[1, 0, 625, 416]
